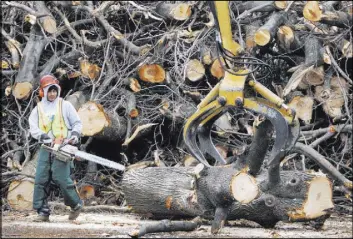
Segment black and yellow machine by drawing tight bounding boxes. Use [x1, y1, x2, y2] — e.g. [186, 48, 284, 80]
[183, 1, 300, 183]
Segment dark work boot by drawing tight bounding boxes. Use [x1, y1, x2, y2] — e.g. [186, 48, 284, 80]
[68, 203, 83, 220]
[33, 212, 50, 222]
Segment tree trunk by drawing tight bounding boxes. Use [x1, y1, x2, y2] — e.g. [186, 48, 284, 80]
[122, 166, 334, 233]
[155, 3, 192, 21]
[12, 26, 47, 100]
[78, 101, 127, 141]
[254, 12, 288, 46]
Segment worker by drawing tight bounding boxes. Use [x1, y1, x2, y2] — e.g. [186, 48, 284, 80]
[28, 74, 83, 222]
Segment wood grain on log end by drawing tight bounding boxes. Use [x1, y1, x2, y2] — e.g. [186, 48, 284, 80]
[138, 64, 165, 83]
[12, 82, 33, 100]
[288, 175, 333, 220]
[303, 1, 322, 22]
[230, 172, 259, 204]
[78, 101, 110, 136]
[210, 58, 225, 80]
[42, 16, 57, 34]
[315, 77, 347, 118]
[288, 95, 314, 125]
[7, 179, 34, 210]
[202, 50, 212, 65]
[274, 1, 287, 10]
[254, 29, 271, 46]
[171, 3, 192, 21]
[304, 66, 324, 86]
[128, 78, 141, 92]
[80, 59, 101, 80]
[186, 59, 205, 82]
[277, 26, 294, 49]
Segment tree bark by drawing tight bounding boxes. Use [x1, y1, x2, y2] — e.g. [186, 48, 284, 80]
[122, 166, 334, 233]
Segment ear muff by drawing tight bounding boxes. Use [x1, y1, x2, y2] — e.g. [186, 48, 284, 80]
[39, 88, 44, 98]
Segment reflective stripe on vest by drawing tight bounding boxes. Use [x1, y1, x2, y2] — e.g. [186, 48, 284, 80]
[38, 98, 68, 139]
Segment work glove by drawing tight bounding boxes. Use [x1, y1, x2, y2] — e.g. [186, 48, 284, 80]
[39, 133, 52, 144]
[68, 131, 80, 145]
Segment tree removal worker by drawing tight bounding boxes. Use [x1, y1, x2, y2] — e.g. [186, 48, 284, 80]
[29, 75, 83, 222]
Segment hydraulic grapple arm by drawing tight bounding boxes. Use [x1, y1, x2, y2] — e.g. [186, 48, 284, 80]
[183, 1, 300, 170]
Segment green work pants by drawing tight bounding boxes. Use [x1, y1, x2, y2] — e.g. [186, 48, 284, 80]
[33, 146, 81, 211]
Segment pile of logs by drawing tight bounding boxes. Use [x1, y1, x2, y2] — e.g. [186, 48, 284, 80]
[1, 0, 352, 235]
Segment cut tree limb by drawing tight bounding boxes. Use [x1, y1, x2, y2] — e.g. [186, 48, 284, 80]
[12, 26, 48, 100]
[185, 59, 205, 82]
[78, 101, 127, 140]
[254, 11, 287, 46]
[138, 64, 166, 83]
[122, 166, 334, 233]
[129, 218, 201, 238]
[155, 3, 192, 21]
[303, 1, 351, 28]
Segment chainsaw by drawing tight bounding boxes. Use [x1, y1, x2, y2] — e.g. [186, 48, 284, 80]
[41, 141, 125, 171]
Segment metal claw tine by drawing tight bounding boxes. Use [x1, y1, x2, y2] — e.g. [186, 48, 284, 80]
[198, 112, 227, 165]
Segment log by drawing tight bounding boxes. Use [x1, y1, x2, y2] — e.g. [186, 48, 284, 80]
[7, 148, 40, 211]
[138, 64, 166, 84]
[122, 166, 334, 233]
[34, 1, 57, 34]
[12, 26, 47, 100]
[314, 77, 347, 119]
[303, 1, 351, 28]
[129, 219, 200, 238]
[65, 91, 87, 111]
[7, 178, 35, 211]
[155, 3, 192, 21]
[5, 39, 20, 69]
[234, 1, 287, 15]
[77, 101, 127, 140]
[124, 77, 141, 92]
[185, 59, 205, 82]
[254, 11, 287, 46]
[210, 58, 224, 80]
[288, 94, 314, 125]
[276, 25, 303, 52]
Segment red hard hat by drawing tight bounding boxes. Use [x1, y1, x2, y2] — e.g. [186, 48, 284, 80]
[39, 75, 59, 97]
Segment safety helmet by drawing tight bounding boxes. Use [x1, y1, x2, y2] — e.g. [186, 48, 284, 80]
[39, 75, 59, 97]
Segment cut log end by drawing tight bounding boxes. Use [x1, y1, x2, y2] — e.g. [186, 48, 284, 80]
[12, 82, 33, 100]
[230, 172, 259, 204]
[42, 17, 57, 34]
[78, 101, 110, 136]
[304, 66, 324, 86]
[129, 78, 141, 92]
[254, 29, 271, 46]
[274, 1, 287, 10]
[138, 64, 166, 83]
[210, 58, 225, 80]
[289, 176, 333, 220]
[7, 179, 34, 210]
[185, 59, 205, 82]
[80, 59, 101, 80]
[303, 1, 322, 22]
[288, 96, 314, 124]
[171, 3, 192, 21]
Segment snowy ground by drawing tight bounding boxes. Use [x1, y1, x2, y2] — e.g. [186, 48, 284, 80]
[2, 210, 352, 238]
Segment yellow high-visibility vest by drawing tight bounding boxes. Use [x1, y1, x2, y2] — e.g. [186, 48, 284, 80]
[38, 98, 68, 139]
